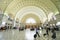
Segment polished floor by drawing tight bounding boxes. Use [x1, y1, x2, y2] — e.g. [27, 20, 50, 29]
[0, 29, 60, 40]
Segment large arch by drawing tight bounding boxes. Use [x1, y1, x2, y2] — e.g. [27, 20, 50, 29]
[4, 0, 59, 18]
[15, 6, 47, 23]
[20, 13, 41, 23]
[1, 0, 59, 27]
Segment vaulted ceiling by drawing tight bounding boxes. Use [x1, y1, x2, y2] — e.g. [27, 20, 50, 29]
[0, 0, 60, 23]
[51, 0, 60, 13]
[0, 0, 59, 13]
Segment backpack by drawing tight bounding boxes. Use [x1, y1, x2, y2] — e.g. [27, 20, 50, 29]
[34, 34, 37, 38]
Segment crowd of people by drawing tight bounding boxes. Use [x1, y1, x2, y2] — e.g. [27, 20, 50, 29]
[0, 23, 60, 40]
[33, 24, 60, 40]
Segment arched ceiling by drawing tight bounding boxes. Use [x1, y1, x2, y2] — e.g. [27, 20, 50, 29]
[20, 13, 40, 23]
[16, 6, 47, 23]
[0, 0, 13, 12]
[0, 0, 60, 23]
[51, 0, 60, 13]
[4, 0, 59, 15]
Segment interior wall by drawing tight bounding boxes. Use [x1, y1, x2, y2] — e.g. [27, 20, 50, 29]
[56, 14, 60, 22]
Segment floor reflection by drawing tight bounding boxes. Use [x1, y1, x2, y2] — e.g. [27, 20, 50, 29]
[0, 32, 4, 40]
[25, 29, 35, 40]
[0, 29, 60, 40]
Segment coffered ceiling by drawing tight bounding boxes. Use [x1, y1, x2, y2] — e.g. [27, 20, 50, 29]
[0, 0, 60, 23]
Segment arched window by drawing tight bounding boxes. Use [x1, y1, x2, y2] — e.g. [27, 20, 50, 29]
[25, 18, 36, 24]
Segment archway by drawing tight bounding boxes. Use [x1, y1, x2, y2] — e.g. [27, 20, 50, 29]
[20, 13, 41, 28]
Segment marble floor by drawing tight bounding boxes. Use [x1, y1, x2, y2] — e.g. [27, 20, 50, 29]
[0, 29, 60, 40]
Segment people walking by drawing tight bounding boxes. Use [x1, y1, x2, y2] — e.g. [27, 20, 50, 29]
[51, 30, 56, 40]
[36, 27, 40, 37]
